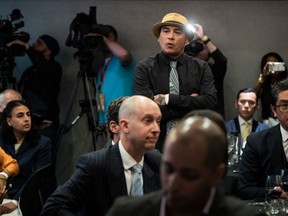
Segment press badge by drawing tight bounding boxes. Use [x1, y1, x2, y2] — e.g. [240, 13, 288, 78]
[98, 93, 105, 112]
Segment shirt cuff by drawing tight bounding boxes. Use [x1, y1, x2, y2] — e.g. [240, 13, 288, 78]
[11, 199, 18, 207]
[0, 172, 8, 179]
[165, 94, 169, 104]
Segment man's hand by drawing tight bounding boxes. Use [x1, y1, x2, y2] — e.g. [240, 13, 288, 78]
[194, 24, 204, 39]
[154, 94, 167, 106]
[6, 39, 26, 47]
[0, 184, 6, 204]
[0, 175, 7, 202]
[84, 32, 103, 37]
[6, 39, 29, 50]
[0, 202, 17, 214]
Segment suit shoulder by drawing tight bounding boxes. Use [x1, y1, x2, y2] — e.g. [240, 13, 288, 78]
[107, 191, 162, 215]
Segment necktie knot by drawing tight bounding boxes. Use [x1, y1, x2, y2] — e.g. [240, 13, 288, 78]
[170, 61, 177, 69]
[131, 164, 142, 174]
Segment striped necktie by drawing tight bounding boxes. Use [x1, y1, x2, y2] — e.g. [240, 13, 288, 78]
[130, 164, 143, 196]
[167, 61, 179, 133]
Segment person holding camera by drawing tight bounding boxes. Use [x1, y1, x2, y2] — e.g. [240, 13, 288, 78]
[254, 52, 287, 127]
[88, 25, 135, 146]
[7, 35, 62, 147]
[185, 24, 227, 118]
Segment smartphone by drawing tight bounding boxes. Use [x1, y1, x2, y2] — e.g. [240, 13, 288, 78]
[268, 62, 286, 72]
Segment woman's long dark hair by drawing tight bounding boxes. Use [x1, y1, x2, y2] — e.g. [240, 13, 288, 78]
[1, 100, 40, 146]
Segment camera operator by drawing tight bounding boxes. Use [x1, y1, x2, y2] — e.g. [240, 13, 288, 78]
[185, 24, 227, 118]
[6, 34, 61, 195]
[87, 25, 135, 145]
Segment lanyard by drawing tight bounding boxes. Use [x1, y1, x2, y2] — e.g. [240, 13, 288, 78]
[98, 58, 111, 92]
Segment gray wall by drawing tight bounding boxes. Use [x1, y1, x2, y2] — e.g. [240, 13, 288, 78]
[1, 0, 288, 184]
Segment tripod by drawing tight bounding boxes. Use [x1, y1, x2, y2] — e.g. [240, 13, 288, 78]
[0, 57, 18, 91]
[53, 54, 105, 161]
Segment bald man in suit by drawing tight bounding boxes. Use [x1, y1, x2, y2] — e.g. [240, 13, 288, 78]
[41, 95, 162, 216]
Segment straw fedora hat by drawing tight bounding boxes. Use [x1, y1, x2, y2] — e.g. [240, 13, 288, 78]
[152, 13, 193, 40]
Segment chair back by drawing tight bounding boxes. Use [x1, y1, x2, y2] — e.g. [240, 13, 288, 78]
[19, 163, 51, 216]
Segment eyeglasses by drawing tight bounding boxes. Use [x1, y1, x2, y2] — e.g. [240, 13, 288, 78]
[275, 103, 288, 112]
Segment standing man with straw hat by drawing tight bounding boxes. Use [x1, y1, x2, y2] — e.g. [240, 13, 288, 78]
[134, 12, 217, 152]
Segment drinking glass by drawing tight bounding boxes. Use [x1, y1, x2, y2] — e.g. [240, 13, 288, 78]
[281, 169, 288, 213]
[265, 175, 283, 215]
[227, 132, 238, 167]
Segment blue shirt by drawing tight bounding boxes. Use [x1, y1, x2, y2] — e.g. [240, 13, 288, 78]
[97, 55, 135, 124]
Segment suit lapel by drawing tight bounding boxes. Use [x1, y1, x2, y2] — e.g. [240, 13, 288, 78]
[267, 125, 286, 173]
[142, 158, 160, 194]
[251, 119, 258, 133]
[108, 143, 128, 199]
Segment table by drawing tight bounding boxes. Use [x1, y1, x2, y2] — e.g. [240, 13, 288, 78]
[2, 199, 22, 216]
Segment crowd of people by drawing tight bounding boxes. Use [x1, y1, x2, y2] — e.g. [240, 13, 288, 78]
[0, 10, 285, 216]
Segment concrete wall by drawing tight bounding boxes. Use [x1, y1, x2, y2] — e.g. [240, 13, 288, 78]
[1, 0, 288, 184]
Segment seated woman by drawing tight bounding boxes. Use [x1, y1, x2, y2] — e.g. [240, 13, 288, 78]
[0, 100, 51, 214]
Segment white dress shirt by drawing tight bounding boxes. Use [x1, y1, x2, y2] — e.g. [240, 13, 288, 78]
[118, 141, 144, 195]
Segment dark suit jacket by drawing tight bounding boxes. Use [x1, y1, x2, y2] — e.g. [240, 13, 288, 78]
[134, 52, 217, 151]
[225, 117, 269, 153]
[41, 143, 162, 216]
[106, 189, 266, 216]
[239, 124, 288, 200]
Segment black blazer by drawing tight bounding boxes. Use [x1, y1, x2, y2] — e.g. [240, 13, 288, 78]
[41, 143, 162, 216]
[239, 124, 288, 200]
[106, 189, 266, 216]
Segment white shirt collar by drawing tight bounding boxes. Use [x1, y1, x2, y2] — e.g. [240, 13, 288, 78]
[238, 115, 252, 125]
[280, 125, 288, 143]
[118, 140, 144, 170]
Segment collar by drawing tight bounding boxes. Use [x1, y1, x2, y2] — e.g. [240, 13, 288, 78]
[118, 140, 144, 170]
[160, 51, 186, 66]
[280, 125, 288, 143]
[238, 115, 252, 125]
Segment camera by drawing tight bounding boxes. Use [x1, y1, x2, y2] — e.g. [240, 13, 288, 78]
[66, 6, 111, 53]
[184, 40, 204, 57]
[0, 9, 30, 79]
[268, 62, 286, 72]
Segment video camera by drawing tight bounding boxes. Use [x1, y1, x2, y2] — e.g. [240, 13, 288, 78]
[66, 6, 111, 54]
[66, 6, 111, 77]
[0, 9, 30, 78]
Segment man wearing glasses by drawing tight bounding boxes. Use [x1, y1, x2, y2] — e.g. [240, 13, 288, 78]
[239, 79, 288, 200]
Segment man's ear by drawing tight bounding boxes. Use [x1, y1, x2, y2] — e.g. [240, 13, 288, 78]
[270, 104, 277, 118]
[210, 163, 226, 186]
[119, 119, 129, 133]
[109, 121, 119, 134]
[234, 99, 238, 109]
